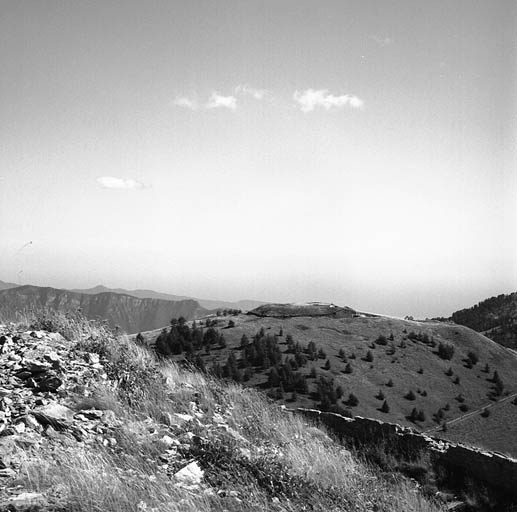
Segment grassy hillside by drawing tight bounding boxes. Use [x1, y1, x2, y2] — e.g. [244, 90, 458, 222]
[432, 395, 517, 456]
[137, 306, 517, 456]
[0, 313, 451, 512]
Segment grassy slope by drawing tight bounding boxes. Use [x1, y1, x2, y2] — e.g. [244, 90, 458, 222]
[3, 313, 446, 512]
[433, 397, 517, 457]
[137, 313, 517, 455]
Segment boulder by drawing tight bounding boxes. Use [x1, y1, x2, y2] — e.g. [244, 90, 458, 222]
[5, 492, 47, 511]
[32, 404, 75, 429]
[174, 461, 204, 487]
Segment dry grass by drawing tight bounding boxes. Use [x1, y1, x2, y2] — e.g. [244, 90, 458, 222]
[15, 313, 446, 512]
[22, 446, 211, 512]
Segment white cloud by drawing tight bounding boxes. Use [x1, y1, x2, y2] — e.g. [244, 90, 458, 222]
[206, 92, 237, 110]
[371, 35, 393, 47]
[173, 96, 198, 110]
[293, 89, 364, 112]
[97, 176, 145, 190]
[235, 84, 267, 100]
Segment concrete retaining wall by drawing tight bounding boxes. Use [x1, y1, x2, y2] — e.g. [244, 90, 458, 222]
[296, 408, 517, 497]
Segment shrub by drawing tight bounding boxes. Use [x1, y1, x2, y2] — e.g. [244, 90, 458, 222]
[405, 390, 416, 401]
[375, 335, 388, 346]
[417, 368, 423, 374]
[445, 367, 453, 376]
[481, 408, 490, 418]
[467, 351, 478, 365]
[344, 363, 353, 374]
[437, 342, 455, 360]
[453, 376, 460, 385]
[324, 359, 331, 370]
[380, 400, 390, 413]
[365, 350, 374, 362]
[347, 393, 359, 407]
[376, 390, 385, 400]
[386, 379, 394, 387]
[459, 404, 469, 413]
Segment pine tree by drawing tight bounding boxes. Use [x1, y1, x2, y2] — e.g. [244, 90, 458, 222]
[405, 390, 416, 401]
[380, 400, 390, 413]
[347, 393, 359, 406]
[344, 363, 353, 374]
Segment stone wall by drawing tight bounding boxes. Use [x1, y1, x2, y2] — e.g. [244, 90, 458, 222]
[296, 408, 517, 497]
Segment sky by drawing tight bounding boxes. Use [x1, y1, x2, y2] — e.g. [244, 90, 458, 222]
[1, 0, 516, 317]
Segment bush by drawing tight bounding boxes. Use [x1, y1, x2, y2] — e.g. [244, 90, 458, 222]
[380, 400, 390, 413]
[375, 335, 388, 346]
[467, 351, 478, 365]
[405, 390, 416, 401]
[365, 350, 374, 362]
[459, 403, 469, 413]
[481, 408, 490, 418]
[386, 379, 394, 387]
[344, 363, 353, 374]
[347, 393, 359, 407]
[437, 342, 455, 360]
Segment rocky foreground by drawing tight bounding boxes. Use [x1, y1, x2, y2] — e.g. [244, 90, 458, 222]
[0, 316, 447, 511]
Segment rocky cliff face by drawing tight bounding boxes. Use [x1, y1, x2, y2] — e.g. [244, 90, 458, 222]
[0, 286, 206, 333]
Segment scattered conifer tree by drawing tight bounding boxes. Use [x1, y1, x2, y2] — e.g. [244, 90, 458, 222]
[347, 393, 359, 406]
[405, 390, 416, 401]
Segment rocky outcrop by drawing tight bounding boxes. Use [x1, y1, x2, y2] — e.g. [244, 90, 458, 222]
[296, 408, 517, 498]
[0, 325, 211, 509]
[248, 302, 356, 318]
[0, 285, 207, 333]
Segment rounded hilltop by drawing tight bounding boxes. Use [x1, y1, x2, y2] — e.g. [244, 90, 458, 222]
[248, 301, 356, 318]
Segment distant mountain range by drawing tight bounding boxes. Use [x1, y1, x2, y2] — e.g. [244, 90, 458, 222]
[69, 285, 265, 312]
[451, 292, 517, 350]
[0, 284, 207, 333]
[0, 280, 265, 334]
[0, 280, 18, 291]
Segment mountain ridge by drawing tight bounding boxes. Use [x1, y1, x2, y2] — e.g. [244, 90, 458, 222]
[0, 284, 207, 333]
[451, 292, 517, 350]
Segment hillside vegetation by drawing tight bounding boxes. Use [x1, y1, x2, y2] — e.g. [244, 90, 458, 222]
[451, 292, 517, 350]
[140, 304, 517, 457]
[0, 285, 206, 333]
[0, 312, 447, 512]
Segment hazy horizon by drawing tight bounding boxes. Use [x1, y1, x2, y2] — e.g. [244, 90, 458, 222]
[1, 1, 516, 318]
